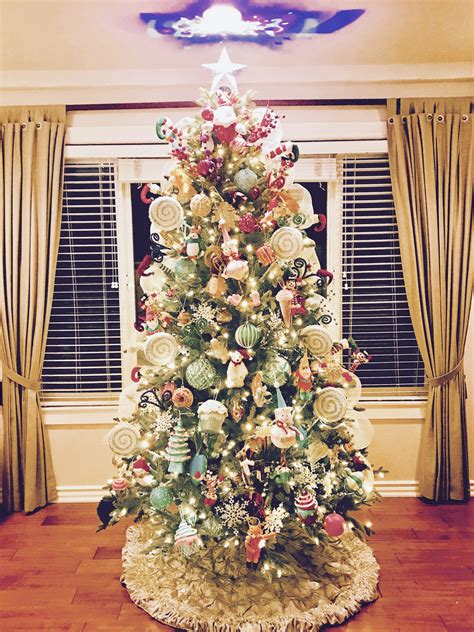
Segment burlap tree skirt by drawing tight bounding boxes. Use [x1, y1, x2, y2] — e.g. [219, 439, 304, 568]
[122, 525, 379, 631]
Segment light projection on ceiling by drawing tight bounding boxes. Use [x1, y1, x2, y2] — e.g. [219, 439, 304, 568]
[140, 1, 365, 46]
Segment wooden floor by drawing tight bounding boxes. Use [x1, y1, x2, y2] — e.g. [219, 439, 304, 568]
[0, 498, 472, 631]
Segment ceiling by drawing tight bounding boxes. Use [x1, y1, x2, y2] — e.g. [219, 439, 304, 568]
[1, 0, 473, 104]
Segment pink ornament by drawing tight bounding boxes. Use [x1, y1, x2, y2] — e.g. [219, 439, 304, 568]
[324, 513, 345, 537]
[201, 108, 214, 121]
[249, 187, 261, 200]
[197, 159, 212, 176]
[228, 293, 243, 307]
[250, 291, 261, 307]
[230, 136, 247, 153]
[214, 123, 237, 145]
[112, 478, 128, 492]
[133, 458, 150, 473]
[238, 213, 261, 234]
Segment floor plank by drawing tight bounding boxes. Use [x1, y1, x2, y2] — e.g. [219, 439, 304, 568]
[0, 498, 472, 631]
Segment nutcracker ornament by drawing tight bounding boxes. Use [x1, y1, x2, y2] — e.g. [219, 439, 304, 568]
[144, 306, 161, 336]
[245, 518, 276, 569]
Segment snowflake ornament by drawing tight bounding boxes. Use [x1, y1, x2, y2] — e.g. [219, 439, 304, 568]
[267, 313, 284, 329]
[216, 495, 249, 533]
[292, 462, 319, 490]
[192, 303, 216, 322]
[264, 504, 288, 534]
[153, 410, 178, 434]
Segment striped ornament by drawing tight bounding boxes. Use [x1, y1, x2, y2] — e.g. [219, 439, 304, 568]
[235, 323, 260, 349]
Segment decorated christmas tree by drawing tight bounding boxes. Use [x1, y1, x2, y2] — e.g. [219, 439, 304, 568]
[98, 50, 380, 630]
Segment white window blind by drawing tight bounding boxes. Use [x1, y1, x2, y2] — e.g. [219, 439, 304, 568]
[340, 155, 425, 391]
[42, 162, 122, 396]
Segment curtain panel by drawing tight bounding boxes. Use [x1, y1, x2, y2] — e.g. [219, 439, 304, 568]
[387, 98, 473, 502]
[1, 105, 66, 513]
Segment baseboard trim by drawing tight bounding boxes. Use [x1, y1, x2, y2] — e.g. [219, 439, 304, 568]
[54, 481, 474, 503]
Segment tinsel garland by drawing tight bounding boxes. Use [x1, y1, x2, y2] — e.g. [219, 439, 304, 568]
[122, 525, 379, 631]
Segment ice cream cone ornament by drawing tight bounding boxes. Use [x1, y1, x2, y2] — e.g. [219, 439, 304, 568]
[275, 280, 294, 327]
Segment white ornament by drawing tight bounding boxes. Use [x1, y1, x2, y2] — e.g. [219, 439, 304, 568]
[300, 325, 333, 356]
[345, 410, 374, 450]
[287, 184, 319, 229]
[107, 422, 140, 456]
[198, 400, 228, 434]
[117, 382, 139, 418]
[202, 47, 247, 93]
[149, 196, 183, 231]
[139, 262, 169, 294]
[270, 227, 304, 261]
[314, 387, 348, 423]
[270, 422, 297, 449]
[216, 495, 249, 532]
[345, 372, 362, 405]
[226, 351, 248, 388]
[144, 332, 178, 366]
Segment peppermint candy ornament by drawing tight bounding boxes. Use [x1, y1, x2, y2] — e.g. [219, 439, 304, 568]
[313, 387, 348, 423]
[107, 422, 140, 456]
[300, 325, 333, 356]
[144, 332, 178, 366]
[270, 227, 304, 261]
[149, 196, 183, 231]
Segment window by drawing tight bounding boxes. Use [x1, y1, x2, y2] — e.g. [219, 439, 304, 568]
[41, 162, 123, 397]
[340, 155, 425, 392]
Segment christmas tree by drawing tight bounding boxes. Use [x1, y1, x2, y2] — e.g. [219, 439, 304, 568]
[98, 50, 379, 629]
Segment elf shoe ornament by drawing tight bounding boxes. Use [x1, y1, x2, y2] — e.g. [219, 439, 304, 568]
[220, 225, 249, 281]
[293, 352, 314, 401]
[226, 350, 249, 388]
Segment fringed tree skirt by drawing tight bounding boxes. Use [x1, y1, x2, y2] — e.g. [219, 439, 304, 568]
[122, 525, 379, 631]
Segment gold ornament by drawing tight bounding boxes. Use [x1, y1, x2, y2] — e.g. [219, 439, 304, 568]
[216, 308, 232, 324]
[212, 202, 237, 229]
[190, 193, 212, 218]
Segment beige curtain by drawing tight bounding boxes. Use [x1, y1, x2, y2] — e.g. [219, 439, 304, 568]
[387, 98, 473, 502]
[1, 106, 66, 513]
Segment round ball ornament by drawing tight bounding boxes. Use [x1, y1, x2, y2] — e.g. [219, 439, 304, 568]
[175, 258, 198, 284]
[300, 325, 333, 356]
[234, 168, 258, 193]
[324, 513, 345, 537]
[186, 357, 217, 390]
[150, 485, 174, 511]
[144, 332, 178, 366]
[314, 387, 348, 423]
[111, 478, 128, 492]
[149, 196, 183, 231]
[172, 387, 194, 408]
[190, 193, 212, 218]
[235, 323, 260, 349]
[107, 422, 140, 456]
[270, 227, 304, 261]
[261, 355, 291, 387]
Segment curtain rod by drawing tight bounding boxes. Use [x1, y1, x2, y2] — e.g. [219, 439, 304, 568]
[66, 99, 387, 112]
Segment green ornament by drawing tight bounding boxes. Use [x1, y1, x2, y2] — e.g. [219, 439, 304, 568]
[344, 473, 364, 494]
[149, 485, 174, 510]
[175, 258, 198, 284]
[186, 357, 217, 390]
[235, 323, 260, 349]
[262, 354, 291, 387]
[194, 317, 210, 334]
